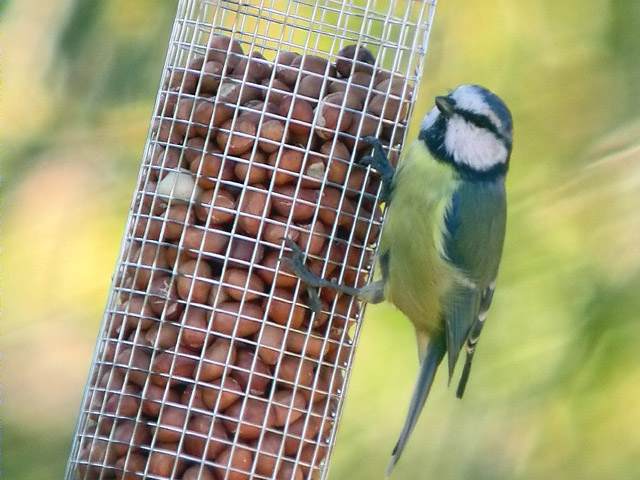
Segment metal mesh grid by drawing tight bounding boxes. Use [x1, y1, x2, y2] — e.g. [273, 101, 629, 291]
[66, 1, 436, 479]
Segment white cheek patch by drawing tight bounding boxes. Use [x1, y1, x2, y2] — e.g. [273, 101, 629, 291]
[451, 86, 502, 130]
[444, 117, 508, 171]
[421, 107, 439, 131]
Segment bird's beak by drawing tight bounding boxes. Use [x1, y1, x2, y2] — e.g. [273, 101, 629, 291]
[435, 96, 454, 117]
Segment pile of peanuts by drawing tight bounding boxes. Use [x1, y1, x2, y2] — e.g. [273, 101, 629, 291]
[75, 34, 409, 480]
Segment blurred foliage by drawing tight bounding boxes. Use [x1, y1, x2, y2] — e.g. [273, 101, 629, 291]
[2, 0, 639, 479]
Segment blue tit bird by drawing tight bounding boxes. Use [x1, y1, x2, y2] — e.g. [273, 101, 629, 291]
[283, 84, 513, 475]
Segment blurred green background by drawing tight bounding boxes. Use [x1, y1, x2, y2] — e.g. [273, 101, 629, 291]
[2, 0, 640, 479]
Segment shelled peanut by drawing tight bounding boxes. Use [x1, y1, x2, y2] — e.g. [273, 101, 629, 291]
[76, 34, 410, 480]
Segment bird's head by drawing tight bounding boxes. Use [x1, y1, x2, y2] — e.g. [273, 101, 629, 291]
[419, 84, 513, 179]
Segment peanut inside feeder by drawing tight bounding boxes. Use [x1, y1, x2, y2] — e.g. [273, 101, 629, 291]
[66, 1, 434, 479]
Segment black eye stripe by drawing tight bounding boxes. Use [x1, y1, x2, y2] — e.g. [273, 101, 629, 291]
[451, 107, 510, 145]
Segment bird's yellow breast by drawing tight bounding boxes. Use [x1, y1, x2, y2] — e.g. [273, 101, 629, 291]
[380, 141, 460, 335]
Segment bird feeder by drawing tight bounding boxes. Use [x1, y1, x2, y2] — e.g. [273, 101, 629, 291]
[66, 0, 436, 478]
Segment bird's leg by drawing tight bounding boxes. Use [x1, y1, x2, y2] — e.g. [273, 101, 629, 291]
[280, 239, 385, 313]
[360, 136, 395, 203]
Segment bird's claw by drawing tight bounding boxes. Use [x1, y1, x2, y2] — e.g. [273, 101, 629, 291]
[362, 135, 383, 148]
[280, 238, 323, 314]
[358, 137, 394, 204]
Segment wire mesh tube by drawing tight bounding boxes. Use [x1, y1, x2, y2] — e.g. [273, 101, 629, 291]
[66, 1, 436, 478]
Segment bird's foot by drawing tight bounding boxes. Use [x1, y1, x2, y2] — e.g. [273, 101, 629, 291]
[360, 136, 395, 203]
[279, 239, 325, 313]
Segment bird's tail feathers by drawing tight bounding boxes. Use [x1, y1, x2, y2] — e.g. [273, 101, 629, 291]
[456, 309, 488, 398]
[386, 333, 446, 477]
[455, 347, 476, 398]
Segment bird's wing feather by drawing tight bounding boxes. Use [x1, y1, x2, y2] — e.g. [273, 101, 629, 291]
[441, 179, 507, 378]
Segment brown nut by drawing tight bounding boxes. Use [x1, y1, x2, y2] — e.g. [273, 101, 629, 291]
[188, 143, 225, 190]
[129, 241, 169, 290]
[133, 179, 160, 217]
[256, 250, 298, 289]
[320, 140, 352, 185]
[277, 354, 316, 389]
[149, 146, 181, 181]
[206, 34, 245, 68]
[184, 414, 229, 460]
[181, 306, 212, 350]
[256, 323, 286, 366]
[195, 187, 237, 225]
[261, 77, 292, 104]
[184, 136, 207, 163]
[162, 203, 194, 241]
[292, 54, 330, 76]
[112, 421, 151, 457]
[158, 90, 179, 117]
[148, 275, 182, 321]
[268, 149, 303, 186]
[169, 55, 204, 93]
[183, 226, 229, 259]
[180, 384, 208, 412]
[199, 60, 224, 94]
[340, 111, 379, 151]
[76, 440, 118, 477]
[272, 186, 320, 222]
[238, 99, 276, 124]
[141, 383, 180, 418]
[105, 384, 141, 418]
[150, 352, 196, 386]
[275, 51, 301, 86]
[182, 465, 217, 480]
[176, 259, 213, 304]
[234, 149, 269, 185]
[295, 219, 327, 256]
[224, 397, 273, 440]
[154, 117, 185, 145]
[147, 443, 185, 478]
[174, 97, 197, 136]
[298, 75, 323, 100]
[114, 452, 147, 480]
[271, 389, 307, 427]
[223, 267, 266, 301]
[114, 348, 151, 387]
[211, 301, 264, 337]
[228, 236, 265, 266]
[156, 404, 188, 443]
[199, 337, 236, 382]
[368, 78, 409, 122]
[144, 321, 179, 350]
[194, 97, 235, 132]
[283, 411, 323, 454]
[265, 288, 306, 329]
[218, 75, 263, 106]
[278, 461, 304, 480]
[315, 92, 362, 140]
[216, 118, 257, 156]
[278, 96, 314, 137]
[317, 187, 356, 227]
[238, 186, 271, 236]
[216, 445, 253, 480]
[286, 330, 331, 360]
[233, 50, 272, 82]
[110, 295, 156, 338]
[254, 432, 284, 477]
[335, 44, 376, 77]
[263, 216, 299, 246]
[201, 375, 243, 411]
[258, 119, 285, 153]
[231, 349, 272, 395]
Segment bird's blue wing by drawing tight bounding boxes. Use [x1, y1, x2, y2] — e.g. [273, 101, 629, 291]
[441, 179, 507, 380]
